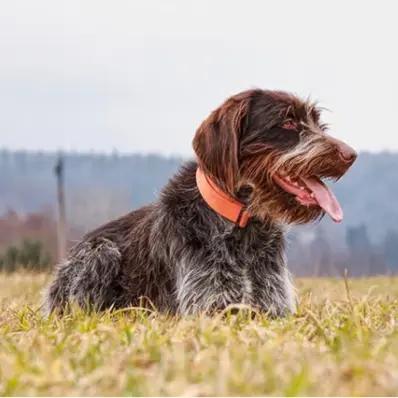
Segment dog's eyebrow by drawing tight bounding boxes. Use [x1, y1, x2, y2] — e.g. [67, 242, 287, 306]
[310, 108, 321, 122]
[305, 102, 321, 120]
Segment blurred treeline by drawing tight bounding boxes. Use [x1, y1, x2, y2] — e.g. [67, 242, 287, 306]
[0, 149, 397, 275]
[0, 239, 51, 272]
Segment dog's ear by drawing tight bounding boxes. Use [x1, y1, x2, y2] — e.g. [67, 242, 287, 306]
[192, 91, 253, 193]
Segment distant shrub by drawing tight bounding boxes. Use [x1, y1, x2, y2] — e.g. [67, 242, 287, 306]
[0, 240, 51, 272]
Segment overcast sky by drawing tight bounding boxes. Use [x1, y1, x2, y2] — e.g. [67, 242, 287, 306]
[0, 1, 397, 156]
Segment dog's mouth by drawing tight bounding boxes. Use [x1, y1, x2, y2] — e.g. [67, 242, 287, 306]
[273, 174, 343, 223]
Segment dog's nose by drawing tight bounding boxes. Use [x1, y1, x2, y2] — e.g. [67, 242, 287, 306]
[330, 137, 357, 164]
[338, 141, 357, 163]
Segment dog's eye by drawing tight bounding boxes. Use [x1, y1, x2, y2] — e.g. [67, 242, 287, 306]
[282, 121, 297, 130]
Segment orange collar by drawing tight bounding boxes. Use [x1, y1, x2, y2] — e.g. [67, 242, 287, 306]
[196, 167, 250, 228]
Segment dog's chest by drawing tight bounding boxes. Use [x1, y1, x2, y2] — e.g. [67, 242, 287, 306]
[206, 228, 279, 304]
[174, 217, 285, 313]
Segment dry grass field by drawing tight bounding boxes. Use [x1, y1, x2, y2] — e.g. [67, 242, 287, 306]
[0, 272, 397, 396]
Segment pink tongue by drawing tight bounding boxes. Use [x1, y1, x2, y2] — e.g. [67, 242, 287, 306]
[301, 177, 343, 223]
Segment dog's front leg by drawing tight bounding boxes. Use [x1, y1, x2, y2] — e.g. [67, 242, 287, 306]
[248, 262, 297, 317]
[175, 255, 243, 315]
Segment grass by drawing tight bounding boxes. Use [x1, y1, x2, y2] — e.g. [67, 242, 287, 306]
[0, 273, 397, 396]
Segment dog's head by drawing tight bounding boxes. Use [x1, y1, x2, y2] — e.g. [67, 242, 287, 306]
[193, 89, 357, 224]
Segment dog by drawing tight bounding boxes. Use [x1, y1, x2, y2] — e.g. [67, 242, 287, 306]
[44, 89, 356, 316]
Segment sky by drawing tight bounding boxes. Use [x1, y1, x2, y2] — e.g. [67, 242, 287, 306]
[0, 0, 397, 156]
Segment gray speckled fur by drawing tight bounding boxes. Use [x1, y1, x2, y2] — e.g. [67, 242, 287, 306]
[44, 161, 296, 316]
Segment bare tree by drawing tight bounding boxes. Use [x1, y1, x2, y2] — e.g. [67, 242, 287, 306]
[54, 154, 67, 262]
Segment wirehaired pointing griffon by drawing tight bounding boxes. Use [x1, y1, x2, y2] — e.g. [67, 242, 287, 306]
[45, 89, 356, 316]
